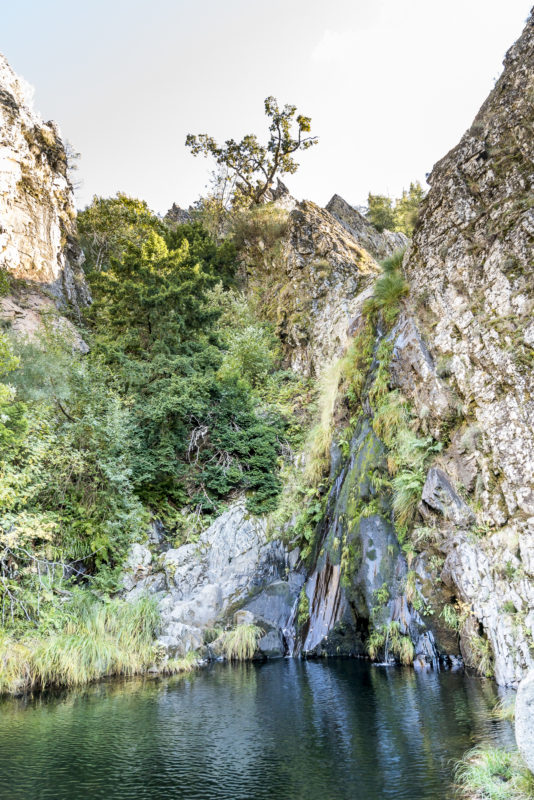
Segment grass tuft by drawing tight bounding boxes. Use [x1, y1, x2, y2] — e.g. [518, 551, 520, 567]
[218, 623, 263, 661]
[455, 746, 534, 800]
[0, 595, 160, 694]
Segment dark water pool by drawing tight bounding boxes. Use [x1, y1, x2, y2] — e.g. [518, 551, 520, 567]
[0, 659, 514, 800]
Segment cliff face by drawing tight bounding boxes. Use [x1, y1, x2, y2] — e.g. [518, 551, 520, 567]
[0, 54, 88, 312]
[397, 11, 534, 685]
[240, 193, 380, 377]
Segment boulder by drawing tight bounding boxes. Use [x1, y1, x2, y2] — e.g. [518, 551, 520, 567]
[421, 468, 475, 527]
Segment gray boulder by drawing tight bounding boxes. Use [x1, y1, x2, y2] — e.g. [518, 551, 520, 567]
[421, 468, 475, 527]
[516, 669, 534, 773]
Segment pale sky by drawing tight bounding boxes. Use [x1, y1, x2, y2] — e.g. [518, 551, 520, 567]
[2, 0, 532, 214]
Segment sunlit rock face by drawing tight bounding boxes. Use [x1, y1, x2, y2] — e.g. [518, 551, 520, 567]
[400, 11, 534, 686]
[241, 192, 380, 378]
[0, 53, 88, 307]
[326, 194, 408, 261]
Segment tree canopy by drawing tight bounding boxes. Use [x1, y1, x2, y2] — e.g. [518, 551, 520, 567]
[186, 96, 318, 207]
[367, 181, 426, 237]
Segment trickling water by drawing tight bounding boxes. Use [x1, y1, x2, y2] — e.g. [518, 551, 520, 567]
[0, 660, 514, 800]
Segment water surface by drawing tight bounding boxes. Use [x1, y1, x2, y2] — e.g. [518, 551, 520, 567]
[0, 660, 514, 800]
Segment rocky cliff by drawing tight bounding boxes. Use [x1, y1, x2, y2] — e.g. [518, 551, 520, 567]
[0, 53, 88, 341]
[400, 10, 534, 685]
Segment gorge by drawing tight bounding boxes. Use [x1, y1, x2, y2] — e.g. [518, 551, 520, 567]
[0, 7, 533, 800]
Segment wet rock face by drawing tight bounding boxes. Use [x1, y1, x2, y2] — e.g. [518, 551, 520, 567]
[401, 12, 534, 685]
[123, 503, 302, 659]
[515, 670, 534, 773]
[326, 194, 408, 261]
[0, 53, 89, 328]
[295, 420, 435, 662]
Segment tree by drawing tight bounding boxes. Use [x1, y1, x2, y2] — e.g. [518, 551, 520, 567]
[393, 181, 425, 237]
[366, 181, 426, 237]
[77, 193, 164, 272]
[186, 96, 318, 207]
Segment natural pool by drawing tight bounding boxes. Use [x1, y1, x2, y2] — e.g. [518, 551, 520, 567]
[0, 659, 514, 800]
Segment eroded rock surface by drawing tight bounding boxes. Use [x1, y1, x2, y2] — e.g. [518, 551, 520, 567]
[516, 669, 534, 772]
[326, 194, 408, 261]
[123, 503, 303, 659]
[243, 196, 379, 377]
[0, 53, 88, 319]
[400, 11, 534, 685]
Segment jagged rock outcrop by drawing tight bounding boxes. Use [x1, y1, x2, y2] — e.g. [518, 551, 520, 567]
[242, 197, 379, 376]
[165, 203, 192, 226]
[326, 194, 408, 261]
[123, 503, 304, 660]
[397, 11, 534, 686]
[0, 53, 88, 340]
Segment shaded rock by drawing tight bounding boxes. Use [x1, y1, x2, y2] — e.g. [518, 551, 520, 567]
[421, 468, 475, 527]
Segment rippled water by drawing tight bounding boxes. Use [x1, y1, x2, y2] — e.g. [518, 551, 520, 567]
[0, 660, 514, 800]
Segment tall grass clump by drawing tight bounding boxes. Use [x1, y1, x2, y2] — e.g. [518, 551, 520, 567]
[0, 595, 160, 694]
[380, 248, 406, 274]
[367, 621, 414, 665]
[304, 358, 343, 484]
[455, 746, 534, 800]
[218, 623, 263, 661]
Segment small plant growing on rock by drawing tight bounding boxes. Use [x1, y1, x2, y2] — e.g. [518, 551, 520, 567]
[218, 623, 263, 661]
[297, 587, 310, 627]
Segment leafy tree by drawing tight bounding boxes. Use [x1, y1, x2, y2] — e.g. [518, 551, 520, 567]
[186, 96, 318, 207]
[367, 181, 426, 236]
[77, 193, 164, 272]
[367, 193, 395, 232]
[393, 181, 425, 236]
[88, 226, 282, 514]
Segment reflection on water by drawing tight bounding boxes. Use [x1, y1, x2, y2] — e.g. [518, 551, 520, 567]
[0, 660, 514, 800]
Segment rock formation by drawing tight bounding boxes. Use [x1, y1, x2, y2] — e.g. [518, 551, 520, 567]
[399, 10, 534, 686]
[241, 196, 379, 376]
[0, 53, 88, 343]
[516, 669, 534, 772]
[326, 194, 408, 261]
[123, 503, 304, 660]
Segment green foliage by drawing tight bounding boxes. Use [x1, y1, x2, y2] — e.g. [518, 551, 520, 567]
[455, 746, 534, 800]
[440, 603, 460, 632]
[393, 182, 426, 237]
[297, 586, 310, 626]
[218, 623, 263, 661]
[77, 193, 164, 272]
[367, 193, 395, 232]
[86, 213, 283, 518]
[363, 269, 409, 327]
[367, 620, 414, 665]
[0, 333, 148, 631]
[186, 96, 318, 207]
[367, 182, 426, 236]
[468, 633, 494, 678]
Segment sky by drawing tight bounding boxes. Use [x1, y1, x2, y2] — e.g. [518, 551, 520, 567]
[2, 0, 532, 214]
